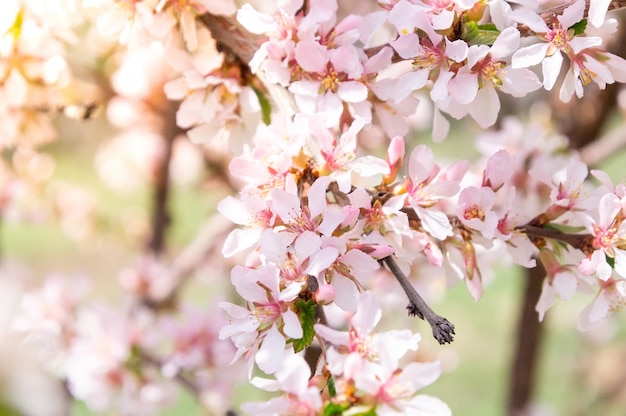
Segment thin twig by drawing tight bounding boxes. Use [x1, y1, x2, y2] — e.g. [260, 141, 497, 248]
[139, 349, 201, 397]
[516, 224, 594, 254]
[142, 214, 234, 309]
[381, 255, 455, 344]
[579, 127, 626, 167]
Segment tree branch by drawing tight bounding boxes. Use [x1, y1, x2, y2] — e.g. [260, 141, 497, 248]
[381, 255, 455, 344]
[147, 100, 182, 255]
[142, 214, 234, 309]
[198, 14, 297, 115]
[516, 224, 594, 254]
[139, 349, 201, 397]
[579, 126, 626, 167]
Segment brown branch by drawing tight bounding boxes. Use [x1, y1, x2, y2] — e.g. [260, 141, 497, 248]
[381, 255, 455, 344]
[147, 100, 182, 255]
[516, 224, 594, 254]
[198, 13, 297, 115]
[506, 263, 546, 416]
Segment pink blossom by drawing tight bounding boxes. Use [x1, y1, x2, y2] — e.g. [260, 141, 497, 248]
[445, 27, 541, 128]
[578, 278, 626, 331]
[404, 144, 467, 239]
[457, 186, 499, 239]
[307, 118, 389, 191]
[579, 193, 626, 280]
[241, 352, 322, 416]
[511, 0, 603, 92]
[535, 249, 579, 321]
[219, 264, 303, 374]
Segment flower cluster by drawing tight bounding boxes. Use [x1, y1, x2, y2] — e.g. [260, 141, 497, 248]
[2, 0, 626, 414]
[239, 0, 625, 139]
[241, 291, 450, 415]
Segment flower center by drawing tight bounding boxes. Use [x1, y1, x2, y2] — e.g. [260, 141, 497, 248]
[464, 205, 485, 221]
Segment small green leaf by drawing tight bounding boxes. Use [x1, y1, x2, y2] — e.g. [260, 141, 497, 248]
[606, 253, 615, 269]
[462, 21, 500, 46]
[328, 376, 337, 397]
[251, 86, 272, 125]
[324, 403, 349, 416]
[291, 299, 317, 352]
[570, 19, 588, 36]
[544, 223, 587, 234]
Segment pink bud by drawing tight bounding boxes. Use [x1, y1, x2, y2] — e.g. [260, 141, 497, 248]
[352, 243, 394, 259]
[341, 205, 360, 229]
[483, 149, 512, 191]
[314, 284, 336, 305]
[384, 135, 405, 184]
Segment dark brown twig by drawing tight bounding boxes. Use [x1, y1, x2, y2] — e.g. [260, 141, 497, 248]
[381, 255, 455, 344]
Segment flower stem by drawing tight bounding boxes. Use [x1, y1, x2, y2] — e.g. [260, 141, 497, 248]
[381, 256, 455, 344]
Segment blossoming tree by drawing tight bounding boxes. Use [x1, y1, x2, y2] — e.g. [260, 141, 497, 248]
[2, 0, 626, 415]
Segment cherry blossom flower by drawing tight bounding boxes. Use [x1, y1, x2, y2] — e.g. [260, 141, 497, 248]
[403, 144, 467, 239]
[240, 352, 322, 416]
[457, 186, 499, 239]
[443, 27, 542, 128]
[579, 193, 626, 280]
[579, 278, 626, 331]
[389, 9, 469, 104]
[535, 248, 580, 321]
[164, 67, 262, 153]
[219, 264, 302, 374]
[511, 0, 603, 94]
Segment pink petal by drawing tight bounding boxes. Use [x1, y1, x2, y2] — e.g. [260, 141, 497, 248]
[511, 42, 549, 68]
[282, 309, 303, 339]
[510, 8, 549, 33]
[468, 85, 500, 128]
[295, 41, 328, 73]
[559, 0, 586, 27]
[337, 81, 368, 103]
[351, 291, 381, 336]
[256, 325, 286, 374]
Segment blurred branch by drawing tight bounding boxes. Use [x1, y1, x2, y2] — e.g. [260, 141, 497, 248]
[579, 124, 626, 167]
[143, 214, 234, 309]
[147, 100, 183, 255]
[139, 349, 201, 396]
[506, 263, 546, 416]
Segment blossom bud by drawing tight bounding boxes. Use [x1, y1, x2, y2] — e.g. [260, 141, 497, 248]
[466, 0, 487, 22]
[483, 149, 512, 191]
[462, 240, 483, 301]
[351, 243, 394, 259]
[383, 136, 405, 185]
[314, 284, 336, 305]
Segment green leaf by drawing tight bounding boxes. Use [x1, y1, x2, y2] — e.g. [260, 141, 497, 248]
[544, 222, 587, 234]
[606, 253, 615, 269]
[328, 375, 337, 397]
[291, 299, 317, 352]
[324, 403, 349, 416]
[252, 86, 272, 125]
[462, 21, 500, 46]
[570, 19, 587, 36]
